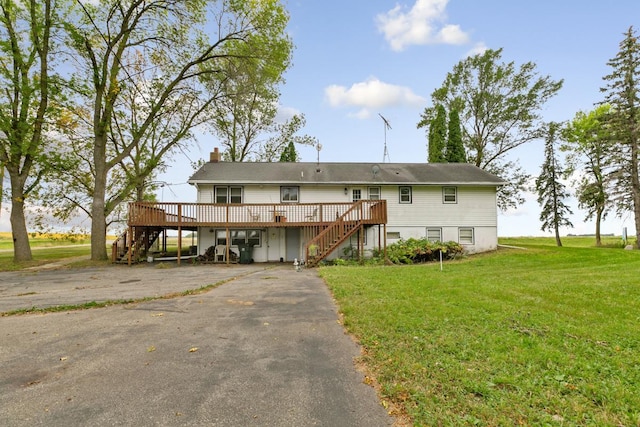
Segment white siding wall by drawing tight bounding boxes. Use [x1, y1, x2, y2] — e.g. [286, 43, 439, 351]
[194, 183, 499, 259]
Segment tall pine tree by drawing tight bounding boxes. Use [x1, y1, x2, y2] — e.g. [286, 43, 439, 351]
[279, 141, 298, 162]
[600, 26, 640, 248]
[428, 105, 447, 163]
[446, 108, 466, 162]
[535, 122, 573, 246]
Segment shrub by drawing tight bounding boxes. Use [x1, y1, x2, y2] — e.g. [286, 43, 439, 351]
[385, 238, 464, 264]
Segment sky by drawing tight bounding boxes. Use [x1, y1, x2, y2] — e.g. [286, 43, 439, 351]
[159, 0, 639, 237]
[3, 0, 639, 237]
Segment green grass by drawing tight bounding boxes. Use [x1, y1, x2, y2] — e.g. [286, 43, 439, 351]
[320, 241, 640, 426]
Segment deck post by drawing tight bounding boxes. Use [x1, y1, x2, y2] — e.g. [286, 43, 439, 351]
[177, 204, 182, 265]
[127, 225, 133, 266]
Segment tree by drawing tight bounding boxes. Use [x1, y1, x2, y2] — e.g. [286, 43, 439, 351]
[0, 0, 58, 261]
[279, 141, 298, 162]
[427, 104, 446, 163]
[63, 0, 293, 260]
[418, 48, 563, 210]
[562, 105, 613, 246]
[255, 114, 317, 162]
[446, 108, 465, 162]
[535, 123, 573, 246]
[600, 26, 640, 248]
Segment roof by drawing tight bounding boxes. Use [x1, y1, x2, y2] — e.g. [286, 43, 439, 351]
[188, 162, 506, 186]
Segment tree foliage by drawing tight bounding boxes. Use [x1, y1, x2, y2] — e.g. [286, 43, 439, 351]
[59, 0, 293, 259]
[600, 26, 640, 248]
[446, 108, 465, 162]
[279, 141, 298, 162]
[535, 123, 573, 246]
[0, 0, 60, 261]
[562, 105, 613, 246]
[254, 113, 317, 162]
[427, 104, 446, 163]
[418, 48, 563, 210]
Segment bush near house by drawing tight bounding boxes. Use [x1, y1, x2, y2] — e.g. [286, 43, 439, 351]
[385, 238, 464, 264]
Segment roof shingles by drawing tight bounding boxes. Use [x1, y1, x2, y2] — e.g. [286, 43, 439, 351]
[188, 162, 505, 186]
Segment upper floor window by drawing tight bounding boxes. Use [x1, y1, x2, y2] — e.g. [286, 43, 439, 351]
[280, 186, 299, 203]
[399, 186, 412, 204]
[215, 186, 242, 203]
[443, 186, 457, 204]
[368, 187, 381, 200]
[352, 189, 362, 202]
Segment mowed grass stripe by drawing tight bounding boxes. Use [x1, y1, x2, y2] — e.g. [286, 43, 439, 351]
[320, 244, 640, 426]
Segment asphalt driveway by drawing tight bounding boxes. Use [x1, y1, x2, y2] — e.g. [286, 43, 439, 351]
[0, 263, 394, 426]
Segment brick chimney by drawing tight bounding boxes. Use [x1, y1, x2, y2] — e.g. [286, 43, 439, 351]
[210, 147, 221, 163]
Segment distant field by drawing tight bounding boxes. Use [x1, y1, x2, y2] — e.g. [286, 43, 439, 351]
[499, 235, 633, 248]
[321, 239, 640, 425]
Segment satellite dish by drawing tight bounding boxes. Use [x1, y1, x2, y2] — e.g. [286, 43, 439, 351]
[372, 164, 380, 176]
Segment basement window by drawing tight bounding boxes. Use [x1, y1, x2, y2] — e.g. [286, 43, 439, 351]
[459, 227, 474, 244]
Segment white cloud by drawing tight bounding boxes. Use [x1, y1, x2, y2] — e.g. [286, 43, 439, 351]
[324, 77, 426, 118]
[376, 0, 470, 51]
[465, 41, 488, 58]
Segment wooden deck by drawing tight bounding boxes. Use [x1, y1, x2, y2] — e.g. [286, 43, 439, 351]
[127, 200, 387, 228]
[114, 200, 387, 265]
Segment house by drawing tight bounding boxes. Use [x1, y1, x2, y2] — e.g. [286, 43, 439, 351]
[113, 148, 505, 265]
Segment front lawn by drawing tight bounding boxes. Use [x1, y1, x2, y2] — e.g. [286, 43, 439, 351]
[320, 242, 640, 426]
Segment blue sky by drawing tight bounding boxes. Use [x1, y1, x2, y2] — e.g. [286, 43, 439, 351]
[158, 0, 639, 237]
[12, 0, 634, 236]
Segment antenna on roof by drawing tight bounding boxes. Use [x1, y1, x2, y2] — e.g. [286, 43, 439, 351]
[379, 113, 391, 163]
[316, 142, 322, 165]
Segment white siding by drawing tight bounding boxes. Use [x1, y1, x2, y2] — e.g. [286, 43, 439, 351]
[195, 182, 499, 259]
[385, 186, 497, 227]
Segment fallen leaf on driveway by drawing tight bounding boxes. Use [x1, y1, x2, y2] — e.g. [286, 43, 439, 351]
[189, 347, 198, 353]
[147, 346, 156, 352]
[151, 313, 164, 317]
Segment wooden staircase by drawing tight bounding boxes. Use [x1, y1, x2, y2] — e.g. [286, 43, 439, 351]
[112, 227, 162, 263]
[304, 202, 365, 267]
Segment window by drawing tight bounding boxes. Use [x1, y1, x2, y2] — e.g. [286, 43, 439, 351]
[399, 186, 412, 204]
[216, 229, 261, 247]
[352, 189, 361, 202]
[368, 187, 381, 200]
[215, 186, 243, 203]
[426, 228, 442, 242]
[387, 231, 401, 240]
[280, 186, 299, 203]
[350, 229, 367, 245]
[443, 186, 457, 204]
[247, 230, 261, 247]
[231, 230, 246, 246]
[215, 230, 227, 246]
[459, 227, 474, 244]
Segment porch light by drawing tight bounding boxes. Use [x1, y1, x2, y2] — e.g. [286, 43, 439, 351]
[344, 187, 348, 195]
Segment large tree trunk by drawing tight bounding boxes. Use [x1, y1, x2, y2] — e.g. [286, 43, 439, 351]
[9, 180, 32, 262]
[91, 134, 108, 260]
[595, 208, 603, 247]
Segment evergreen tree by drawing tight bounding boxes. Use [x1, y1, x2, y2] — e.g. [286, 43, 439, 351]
[446, 108, 466, 162]
[279, 141, 298, 162]
[428, 105, 447, 163]
[600, 26, 640, 248]
[535, 123, 573, 247]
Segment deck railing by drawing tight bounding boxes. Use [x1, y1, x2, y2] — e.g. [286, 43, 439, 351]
[127, 200, 387, 227]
